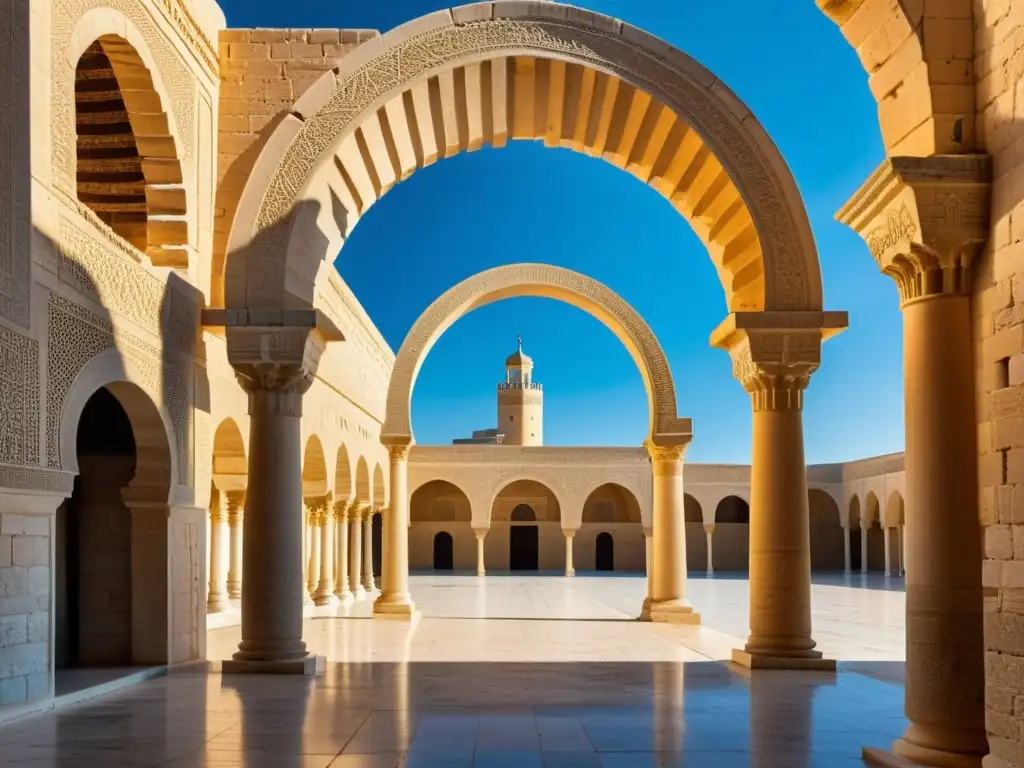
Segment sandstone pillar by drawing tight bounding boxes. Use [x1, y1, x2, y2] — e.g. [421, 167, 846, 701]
[306, 503, 321, 604]
[640, 526, 653, 620]
[350, 506, 365, 601]
[374, 444, 416, 618]
[883, 526, 892, 576]
[704, 524, 714, 575]
[563, 529, 576, 577]
[836, 154, 991, 765]
[334, 502, 353, 604]
[315, 497, 339, 606]
[474, 528, 487, 576]
[226, 492, 244, 603]
[362, 513, 375, 592]
[647, 443, 698, 624]
[225, 364, 318, 672]
[712, 312, 846, 670]
[860, 524, 869, 574]
[843, 525, 852, 574]
[207, 494, 230, 613]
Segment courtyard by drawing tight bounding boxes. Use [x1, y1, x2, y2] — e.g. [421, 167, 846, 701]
[1, 575, 908, 767]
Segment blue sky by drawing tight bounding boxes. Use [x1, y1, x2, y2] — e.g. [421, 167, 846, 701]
[219, 1, 903, 463]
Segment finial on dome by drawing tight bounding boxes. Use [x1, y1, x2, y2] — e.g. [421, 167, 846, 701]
[517, 333, 522, 352]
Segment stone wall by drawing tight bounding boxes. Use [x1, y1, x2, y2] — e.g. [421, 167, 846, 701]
[0, 512, 51, 708]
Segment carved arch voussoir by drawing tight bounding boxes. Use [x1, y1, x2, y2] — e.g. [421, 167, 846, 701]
[227, 9, 820, 316]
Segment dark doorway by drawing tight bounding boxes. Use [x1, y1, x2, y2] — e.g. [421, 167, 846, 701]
[433, 531, 454, 570]
[372, 512, 382, 577]
[849, 527, 863, 572]
[510, 526, 539, 570]
[595, 532, 614, 571]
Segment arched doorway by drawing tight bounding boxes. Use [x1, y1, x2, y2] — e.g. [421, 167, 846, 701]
[56, 383, 172, 674]
[714, 496, 750, 571]
[848, 496, 863, 572]
[433, 532, 454, 570]
[410, 480, 472, 570]
[808, 490, 845, 571]
[372, 512, 383, 578]
[595, 533, 614, 571]
[509, 504, 539, 572]
[580, 483, 642, 571]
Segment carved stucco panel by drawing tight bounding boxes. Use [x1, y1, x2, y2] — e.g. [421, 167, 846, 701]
[0, 325, 40, 467]
[247, 17, 813, 313]
[50, 0, 195, 195]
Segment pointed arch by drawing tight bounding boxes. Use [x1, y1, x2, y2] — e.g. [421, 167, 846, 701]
[372, 462, 386, 508]
[301, 435, 328, 498]
[355, 456, 371, 505]
[334, 443, 353, 503]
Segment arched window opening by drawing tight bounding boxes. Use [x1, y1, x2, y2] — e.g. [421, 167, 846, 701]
[595, 532, 615, 571]
[433, 532, 454, 570]
[74, 37, 188, 266]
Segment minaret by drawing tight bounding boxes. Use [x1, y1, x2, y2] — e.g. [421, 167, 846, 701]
[498, 334, 543, 446]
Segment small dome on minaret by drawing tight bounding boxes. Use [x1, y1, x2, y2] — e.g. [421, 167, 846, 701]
[505, 333, 533, 368]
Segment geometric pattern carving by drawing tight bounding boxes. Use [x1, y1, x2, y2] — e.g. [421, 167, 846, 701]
[0, 0, 32, 327]
[0, 326, 40, 466]
[50, 0, 196, 195]
[384, 264, 691, 446]
[236, 11, 821, 316]
[45, 292, 193, 486]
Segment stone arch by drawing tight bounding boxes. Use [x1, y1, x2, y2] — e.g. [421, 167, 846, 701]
[489, 477, 565, 523]
[59, 348, 178, 490]
[372, 463, 386, 508]
[848, 494, 862, 528]
[884, 490, 905, 528]
[712, 494, 750, 571]
[864, 490, 881, 525]
[410, 479, 472, 522]
[211, 418, 246, 479]
[715, 495, 750, 524]
[383, 263, 688, 445]
[67, 13, 189, 266]
[301, 435, 328, 498]
[334, 443, 353, 502]
[808, 488, 845, 571]
[683, 494, 704, 523]
[817, 1, 975, 156]
[581, 483, 641, 524]
[354, 456, 371, 505]
[222, 3, 823, 317]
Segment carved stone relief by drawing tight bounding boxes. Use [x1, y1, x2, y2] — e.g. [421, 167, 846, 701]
[51, 0, 196, 195]
[866, 204, 917, 259]
[0, 326, 41, 467]
[243, 15, 816, 314]
[0, 0, 32, 327]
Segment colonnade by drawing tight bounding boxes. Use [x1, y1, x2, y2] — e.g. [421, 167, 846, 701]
[304, 499, 379, 605]
[841, 522, 906, 576]
[207, 489, 245, 614]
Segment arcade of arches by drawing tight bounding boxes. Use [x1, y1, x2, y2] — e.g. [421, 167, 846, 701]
[1, 1, 1020, 767]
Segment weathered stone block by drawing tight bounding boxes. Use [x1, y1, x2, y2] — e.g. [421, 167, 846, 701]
[0, 676, 26, 705]
[0, 568, 27, 599]
[0, 537, 10, 569]
[26, 612, 46, 643]
[27, 567, 48, 597]
[987, 611, 1024, 654]
[0, 615, 27, 648]
[25, 672, 47, 700]
[0, 516, 24, 536]
[21, 517, 47, 536]
[988, 525, 1014, 560]
[309, 29, 340, 44]
[250, 29, 290, 43]
[987, 707, 1022, 739]
[12, 536, 47, 567]
[229, 43, 269, 59]
[0, 642, 47, 678]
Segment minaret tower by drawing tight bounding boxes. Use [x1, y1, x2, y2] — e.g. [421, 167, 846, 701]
[498, 334, 543, 446]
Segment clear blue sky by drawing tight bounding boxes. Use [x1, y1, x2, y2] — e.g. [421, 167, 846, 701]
[219, 0, 903, 463]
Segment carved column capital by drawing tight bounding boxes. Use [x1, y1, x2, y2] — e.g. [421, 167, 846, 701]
[387, 443, 411, 462]
[224, 490, 246, 526]
[836, 154, 992, 305]
[646, 442, 686, 476]
[711, 312, 847, 413]
[304, 495, 330, 526]
[333, 500, 350, 522]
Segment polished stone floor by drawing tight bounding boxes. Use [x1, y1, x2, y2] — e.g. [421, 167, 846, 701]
[2, 574, 908, 766]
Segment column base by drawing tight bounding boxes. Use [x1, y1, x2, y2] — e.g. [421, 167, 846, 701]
[864, 745, 984, 768]
[207, 595, 231, 614]
[352, 586, 367, 602]
[222, 655, 326, 676]
[565, 568, 575, 577]
[731, 648, 836, 671]
[313, 589, 339, 607]
[334, 589, 354, 606]
[477, 570, 486, 577]
[649, 600, 700, 625]
[362, 579, 377, 593]
[373, 594, 419, 624]
[638, 596, 652, 622]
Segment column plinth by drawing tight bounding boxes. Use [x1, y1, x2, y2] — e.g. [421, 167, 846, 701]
[374, 445, 417, 621]
[647, 444, 699, 625]
[836, 153, 991, 763]
[225, 365, 319, 673]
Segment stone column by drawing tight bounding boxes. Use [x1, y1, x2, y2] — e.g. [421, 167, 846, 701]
[647, 443, 698, 624]
[374, 444, 416, 618]
[883, 526, 892, 576]
[306, 502, 321, 604]
[362, 512, 375, 592]
[843, 526, 852, 574]
[224, 358, 320, 672]
[474, 528, 487, 576]
[860, 524, 869, 574]
[350, 506, 365, 601]
[713, 314, 845, 670]
[703, 524, 714, 575]
[207, 493, 230, 613]
[837, 154, 990, 765]
[315, 497, 339, 606]
[563, 528, 576, 576]
[334, 502, 353, 604]
[226, 491, 245, 603]
[640, 526, 653, 620]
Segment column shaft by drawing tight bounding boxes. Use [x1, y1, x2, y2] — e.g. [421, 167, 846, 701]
[207, 500, 230, 613]
[564, 531, 575, 577]
[362, 515, 375, 591]
[649, 447, 696, 623]
[861, 526, 869, 574]
[315, 509, 338, 605]
[704, 528, 714, 574]
[476, 531, 486, 576]
[883, 526, 892, 576]
[890, 294, 986, 764]
[227, 496, 244, 602]
[743, 400, 822, 664]
[335, 509, 352, 603]
[350, 510, 365, 600]
[307, 518, 321, 601]
[843, 527, 851, 574]
[233, 387, 308, 664]
[374, 449, 415, 616]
